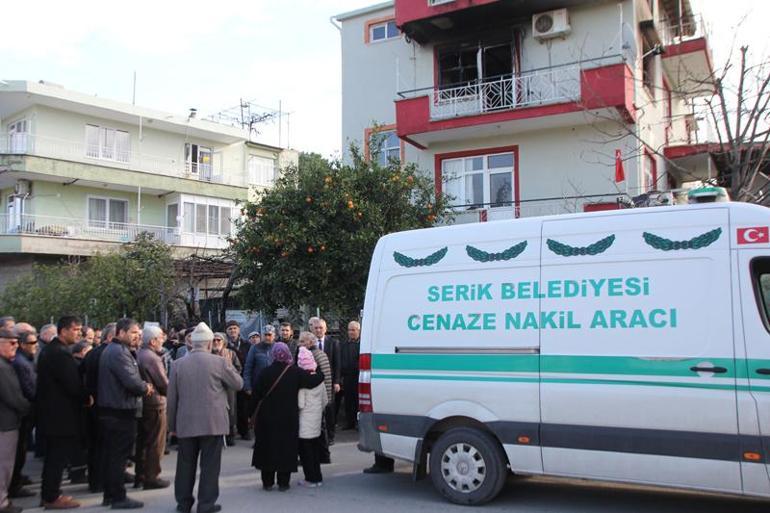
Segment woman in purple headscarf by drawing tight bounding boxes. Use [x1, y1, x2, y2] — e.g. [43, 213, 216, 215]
[250, 342, 324, 491]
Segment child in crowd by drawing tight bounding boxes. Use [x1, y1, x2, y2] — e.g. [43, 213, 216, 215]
[296, 346, 328, 487]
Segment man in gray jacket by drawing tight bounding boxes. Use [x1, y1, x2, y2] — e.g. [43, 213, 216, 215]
[168, 323, 243, 513]
[97, 319, 153, 510]
[0, 328, 30, 513]
[135, 326, 169, 490]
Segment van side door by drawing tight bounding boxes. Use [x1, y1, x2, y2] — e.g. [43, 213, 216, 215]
[737, 250, 770, 495]
[539, 208, 740, 493]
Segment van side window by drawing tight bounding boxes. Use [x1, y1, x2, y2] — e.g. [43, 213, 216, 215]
[751, 257, 770, 332]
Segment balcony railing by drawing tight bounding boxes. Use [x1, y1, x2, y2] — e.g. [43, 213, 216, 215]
[0, 133, 246, 187]
[399, 65, 581, 121]
[659, 13, 709, 47]
[0, 213, 181, 245]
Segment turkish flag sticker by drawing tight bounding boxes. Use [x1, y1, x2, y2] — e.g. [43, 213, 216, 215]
[737, 227, 770, 244]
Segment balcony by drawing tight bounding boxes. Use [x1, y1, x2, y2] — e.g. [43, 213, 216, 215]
[0, 133, 246, 188]
[659, 13, 714, 96]
[429, 66, 581, 120]
[0, 213, 229, 253]
[396, 60, 635, 148]
[396, 0, 590, 45]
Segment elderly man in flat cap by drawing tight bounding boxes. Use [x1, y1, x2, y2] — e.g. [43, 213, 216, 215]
[0, 328, 30, 513]
[168, 323, 243, 513]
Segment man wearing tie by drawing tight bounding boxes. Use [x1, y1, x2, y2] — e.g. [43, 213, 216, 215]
[311, 319, 341, 445]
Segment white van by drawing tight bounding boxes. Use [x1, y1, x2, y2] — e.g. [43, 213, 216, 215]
[357, 202, 770, 505]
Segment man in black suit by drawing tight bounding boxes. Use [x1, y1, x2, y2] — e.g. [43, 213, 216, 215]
[312, 318, 341, 445]
[36, 316, 86, 509]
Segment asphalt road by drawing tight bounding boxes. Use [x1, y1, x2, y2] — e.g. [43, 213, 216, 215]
[12, 430, 770, 513]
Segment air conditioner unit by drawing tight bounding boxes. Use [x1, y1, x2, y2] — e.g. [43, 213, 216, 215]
[14, 179, 31, 196]
[533, 8, 571, 41]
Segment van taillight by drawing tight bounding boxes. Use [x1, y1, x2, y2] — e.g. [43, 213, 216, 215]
[359, 353, 372, 413]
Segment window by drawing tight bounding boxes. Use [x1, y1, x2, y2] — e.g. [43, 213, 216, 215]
[181, 201, 233, 235]
[88, 197, 128, 229]
[183, 203, 195, 233]
[248, 156, 277, 186]
[7, 119, 29, 153]
[220, 207, 232, 235]
[370, 130, 400, 166]
[642, 37, 656, 97]
[207, 205, 220, 235]
[185, 143, 213, 180]
[643, 150, 658, 191]
[167, 204, 179, 230]
[370, 20, 399, 42]
[442, 151, 515, 209]
[751, 258, 770, 332]
[85, 125, 130, 163]
[195, 204, 207, 235]
[438, 40, 516, 88]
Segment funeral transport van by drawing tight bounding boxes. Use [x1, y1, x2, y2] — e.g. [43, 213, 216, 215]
[357, 202, 770, 505]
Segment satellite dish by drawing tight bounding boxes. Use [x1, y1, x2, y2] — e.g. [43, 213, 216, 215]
[621, 22, 637, 62]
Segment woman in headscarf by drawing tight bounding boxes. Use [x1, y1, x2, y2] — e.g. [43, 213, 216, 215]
[250, 342, 324, 491]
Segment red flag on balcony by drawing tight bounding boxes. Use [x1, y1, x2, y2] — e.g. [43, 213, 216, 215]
[614, 149, 625, 183]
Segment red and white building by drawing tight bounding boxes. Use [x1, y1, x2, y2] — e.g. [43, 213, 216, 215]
[335, 0, 714, 221]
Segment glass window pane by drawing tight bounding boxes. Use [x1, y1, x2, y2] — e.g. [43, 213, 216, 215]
[101, 128, 115, 159]
[372, 25, 386, 40]
[183, 203, 195, 233]
[442, 159, 464, 207]
[489, 172, 513, 207]
[195, 204, 207, 234]
[208, 205, 219, 234]
[167, 204, 178, 228]
[465, 157, 483, 172]
[115, 131, 130, 163]
[85, 125, 100, 158]
[760, 274, 770, 321]
[488, 153, 514, 169]
[386, 21, 399, 38]
[220, 207, 231, 235]
[88, 198, 106, 226]
[465, 173, 483, 207]
[109, 200, 127, 225]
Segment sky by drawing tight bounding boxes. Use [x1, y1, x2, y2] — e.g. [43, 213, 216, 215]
[2, 0, 769, 158]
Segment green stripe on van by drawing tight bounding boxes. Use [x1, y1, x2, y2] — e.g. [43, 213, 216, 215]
[372, 353, 539, 373]
[371, 373, 770, 393]
[373, 353, 770, 381]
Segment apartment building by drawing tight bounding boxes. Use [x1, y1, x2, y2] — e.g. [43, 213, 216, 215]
[335, 0, 714, 222]
[0, 80, 298, 287]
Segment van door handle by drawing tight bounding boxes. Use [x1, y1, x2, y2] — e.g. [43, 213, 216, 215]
[689, 366, 727, 373]
[756, 368, 770, 375]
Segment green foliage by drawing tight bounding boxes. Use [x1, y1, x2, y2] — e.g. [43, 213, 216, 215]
[232, 146, 451, 318]
[0, 233, 175, 327]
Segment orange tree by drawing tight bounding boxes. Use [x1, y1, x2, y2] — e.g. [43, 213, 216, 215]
[231, 149, 451, 319]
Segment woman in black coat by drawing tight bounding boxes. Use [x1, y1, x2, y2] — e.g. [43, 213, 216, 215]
[251, 342, 323, 490]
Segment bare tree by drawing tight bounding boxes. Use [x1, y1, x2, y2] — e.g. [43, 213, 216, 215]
[707, 45, 770, 203]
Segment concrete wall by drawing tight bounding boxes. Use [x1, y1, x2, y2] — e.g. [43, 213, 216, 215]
[340, 0, 676, 200]
[28, 181, 166, 226]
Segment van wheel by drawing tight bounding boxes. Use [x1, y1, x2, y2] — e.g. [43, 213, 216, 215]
[429, 427, 507, 505]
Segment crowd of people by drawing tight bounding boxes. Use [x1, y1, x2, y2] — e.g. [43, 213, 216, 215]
[0, 313, 373, 513]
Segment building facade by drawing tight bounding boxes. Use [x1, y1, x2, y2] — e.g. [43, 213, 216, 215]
[336, 0, 714, 222]
[0, 80, 298, 288]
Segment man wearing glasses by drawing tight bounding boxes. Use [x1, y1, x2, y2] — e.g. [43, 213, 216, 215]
[9, 330, 37, 499]
[0, 327, 31, 513]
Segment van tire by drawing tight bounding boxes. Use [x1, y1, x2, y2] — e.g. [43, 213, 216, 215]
[428, 427, 507, 505]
